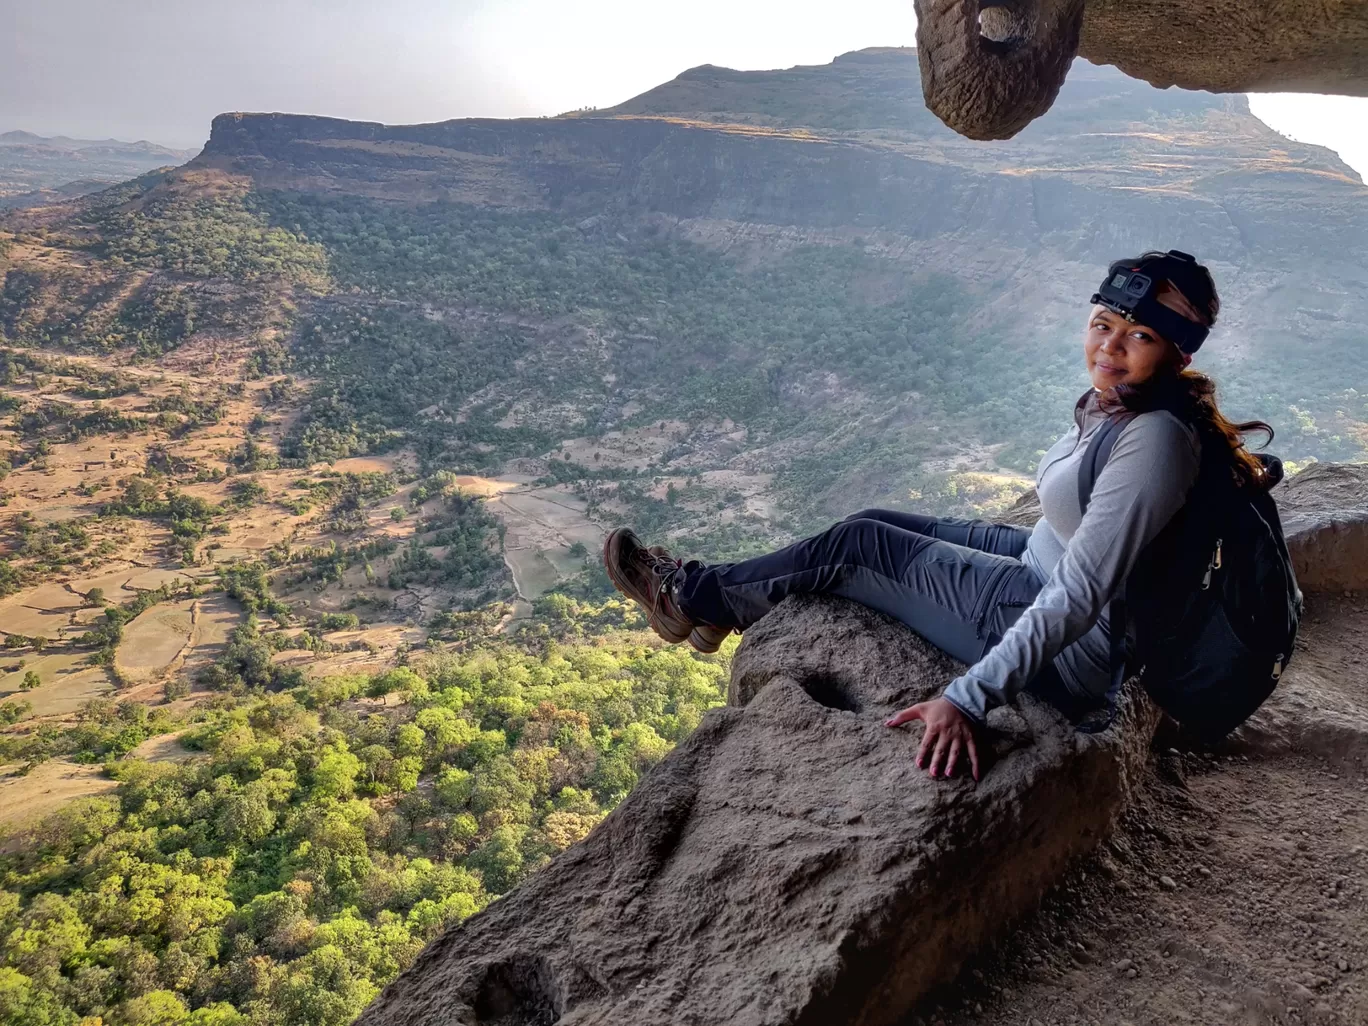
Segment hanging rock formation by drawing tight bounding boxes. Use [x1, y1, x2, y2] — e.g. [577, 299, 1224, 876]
[913, 0, 1085, 141]
[915, 0, 1368, 138]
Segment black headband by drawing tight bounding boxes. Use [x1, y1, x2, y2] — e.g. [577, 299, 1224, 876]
[1090, 250, 1211, 354]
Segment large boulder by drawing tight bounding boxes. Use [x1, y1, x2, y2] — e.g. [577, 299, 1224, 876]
[1275, 462, 1368, 594]
[357, 596, 1158, 1026]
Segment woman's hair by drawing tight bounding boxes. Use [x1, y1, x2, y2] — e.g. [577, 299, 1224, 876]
[1099, 252, 1275, 489]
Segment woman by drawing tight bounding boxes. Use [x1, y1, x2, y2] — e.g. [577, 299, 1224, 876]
[602, 251, 1273, 781]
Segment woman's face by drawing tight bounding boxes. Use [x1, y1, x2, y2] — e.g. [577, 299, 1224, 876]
[1083, 304, 1190, 390]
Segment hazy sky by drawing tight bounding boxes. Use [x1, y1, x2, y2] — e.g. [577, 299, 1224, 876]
[3, 0, 1365, 176]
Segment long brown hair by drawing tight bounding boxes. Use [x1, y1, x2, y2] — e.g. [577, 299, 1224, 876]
[1096, 251, 1276, 489]
[1105, 371, 1276, 489]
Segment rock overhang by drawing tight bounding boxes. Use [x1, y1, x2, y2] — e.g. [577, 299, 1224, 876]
[914, 0, 1368, 139]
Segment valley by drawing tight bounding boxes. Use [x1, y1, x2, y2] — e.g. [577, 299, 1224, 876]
[0, 46, 1365, 1026]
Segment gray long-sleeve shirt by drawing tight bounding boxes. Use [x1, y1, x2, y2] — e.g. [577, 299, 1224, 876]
[943, 390, 1201, 722]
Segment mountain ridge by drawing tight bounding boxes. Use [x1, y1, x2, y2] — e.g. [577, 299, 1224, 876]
[6, 48, 1368, 533]
[0, 129, 195, 158]
[0, 128, 198, 206]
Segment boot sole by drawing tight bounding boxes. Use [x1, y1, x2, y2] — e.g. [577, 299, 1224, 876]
[602, 528, 691, 644]
[688, 624, 731, 654]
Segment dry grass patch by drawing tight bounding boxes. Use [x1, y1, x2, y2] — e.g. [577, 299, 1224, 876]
[332, 456, 400, 475]
[129, 730, 201, 765]
[122, 568, 197, 591]
[480, 482, 603, 601]
[0, 651, 112, 717]
[0, 587, 83, 640]
[115, 601, 194, 681]
[0, 760, 116, 833]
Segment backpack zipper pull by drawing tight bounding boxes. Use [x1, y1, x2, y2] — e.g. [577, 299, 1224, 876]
[1201, 539, 1223, 590]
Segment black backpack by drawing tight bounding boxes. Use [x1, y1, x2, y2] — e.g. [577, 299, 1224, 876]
[1078, 414, 1303, 741]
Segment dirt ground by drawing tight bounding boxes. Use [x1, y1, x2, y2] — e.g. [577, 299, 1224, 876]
[0, 729, 203, 837]
[915, 593, 1368, 1026]
[0, 759, 117, 833]
[0, 649, 112, 716]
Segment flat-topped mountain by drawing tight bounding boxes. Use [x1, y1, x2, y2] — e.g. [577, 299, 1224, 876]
[5, 49, 1368, 546]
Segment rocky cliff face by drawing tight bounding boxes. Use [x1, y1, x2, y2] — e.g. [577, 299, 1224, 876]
[199, 53, 1366, 256]
[193, 53, 1368, 459]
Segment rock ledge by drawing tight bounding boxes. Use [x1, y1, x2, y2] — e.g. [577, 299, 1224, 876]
[358, 596, 1158, 1026]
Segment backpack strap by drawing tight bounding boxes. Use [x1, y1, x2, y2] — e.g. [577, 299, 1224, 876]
[1077, 415, 1130, 517]
[1075, 414, 1132, 734]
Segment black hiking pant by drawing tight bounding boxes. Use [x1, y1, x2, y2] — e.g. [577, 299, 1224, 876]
[675, 509, 1094, 717]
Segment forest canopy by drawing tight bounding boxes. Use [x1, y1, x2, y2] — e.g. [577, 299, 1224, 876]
[0, 620, 732, 1026]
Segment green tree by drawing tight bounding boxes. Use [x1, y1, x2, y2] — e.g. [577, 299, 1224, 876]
[217, 790, 277, 844]
[120, 990, 190, 1026]
[0, 893, 90, 978]
[365, 667, 425, 707]
[0, 967, 75, 1026]
[0, 561, 22, 598]
[466, 825, 529, 894]
[432, 767, 473, 810]
[19, 671, 40, 691]
[311, 743, 361, 800]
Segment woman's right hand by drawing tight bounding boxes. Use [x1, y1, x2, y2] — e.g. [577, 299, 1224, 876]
[885, 696, 982, 781]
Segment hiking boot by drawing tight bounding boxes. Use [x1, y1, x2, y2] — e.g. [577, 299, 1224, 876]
[603, 528, 694, 644]
[685, 622, 731, 654]
[646, 544, 732, 654]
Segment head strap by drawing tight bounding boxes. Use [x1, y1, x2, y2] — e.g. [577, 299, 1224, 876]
[1090, 249, 1211, 354]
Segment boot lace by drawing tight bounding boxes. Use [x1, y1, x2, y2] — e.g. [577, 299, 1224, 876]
[639, 549, 684, 614]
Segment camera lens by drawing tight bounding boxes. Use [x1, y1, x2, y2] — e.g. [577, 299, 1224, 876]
[1126, 273, 1150, 296]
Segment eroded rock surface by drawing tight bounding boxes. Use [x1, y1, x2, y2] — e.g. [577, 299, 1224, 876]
[358, 596, 1158, 1026]
[1276, 461, 1368, 594]
[916, 0, 1368, 138]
